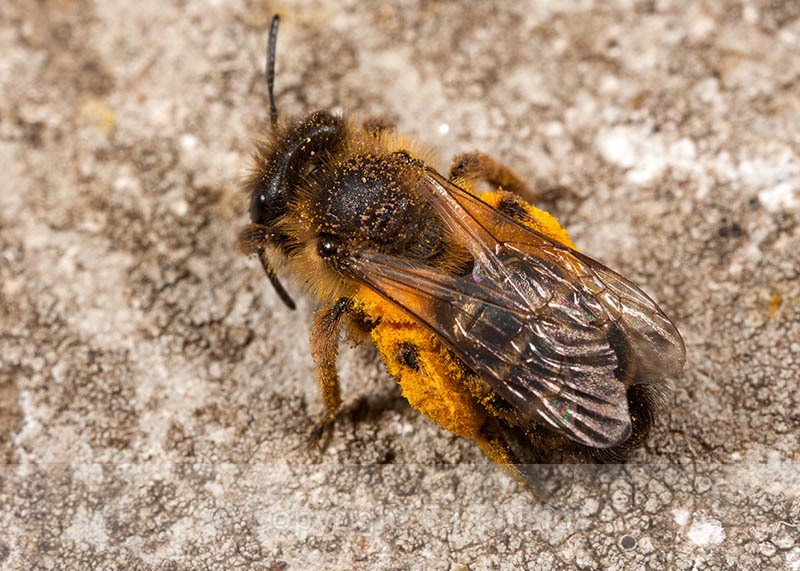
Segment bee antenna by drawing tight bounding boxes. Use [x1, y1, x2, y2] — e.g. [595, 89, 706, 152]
[266, 14, 280, 128]
[260, 252, 296, 310]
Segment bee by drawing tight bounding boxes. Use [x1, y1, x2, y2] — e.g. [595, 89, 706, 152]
[238, 16, 686, 480]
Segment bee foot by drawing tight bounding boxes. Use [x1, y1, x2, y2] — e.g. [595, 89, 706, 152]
[308, 417, 335, 451]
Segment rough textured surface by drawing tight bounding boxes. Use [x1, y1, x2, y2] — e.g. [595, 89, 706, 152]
[2, 0, 799, 569]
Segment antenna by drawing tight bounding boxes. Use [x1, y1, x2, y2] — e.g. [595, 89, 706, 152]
[260, 251, 296, 310]
[267, 15, 280, 128]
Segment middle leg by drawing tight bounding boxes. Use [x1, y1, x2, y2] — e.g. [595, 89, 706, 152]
[449, 151, 532, 195]
[449, 151, 564, 203]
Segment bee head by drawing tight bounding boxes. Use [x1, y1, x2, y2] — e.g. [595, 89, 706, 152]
[240, 15, 344, 309]
[239, 15, 446, 308]
[248, 110, 345, 231]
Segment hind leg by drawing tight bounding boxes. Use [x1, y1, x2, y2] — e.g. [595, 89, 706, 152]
[472, 417, 534, 489]
[474, 417, 585, 497]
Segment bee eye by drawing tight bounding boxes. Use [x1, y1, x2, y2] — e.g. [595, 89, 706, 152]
[318, 234, 340, 258]
[250, 191, 270, 225]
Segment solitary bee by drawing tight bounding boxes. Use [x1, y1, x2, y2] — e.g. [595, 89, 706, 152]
[238, 17, 685, 479]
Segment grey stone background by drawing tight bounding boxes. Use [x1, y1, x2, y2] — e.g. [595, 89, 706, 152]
[1, 0, 799, 569]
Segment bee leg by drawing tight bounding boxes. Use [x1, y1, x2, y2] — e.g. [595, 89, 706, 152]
[473, 418, 529, 486]
[473, 418, 558, 497]
[449, 151, 564, 202]
[449, 151, 530, 194]
[308, 298, 354, 450]
[362, 117, 396, 137]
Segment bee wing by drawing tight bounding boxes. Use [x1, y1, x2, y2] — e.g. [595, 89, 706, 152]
[347, 172, 685, 448]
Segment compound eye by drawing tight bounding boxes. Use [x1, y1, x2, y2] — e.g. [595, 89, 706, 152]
[317, 234, 340, 258]
[250, 191, 270, 225]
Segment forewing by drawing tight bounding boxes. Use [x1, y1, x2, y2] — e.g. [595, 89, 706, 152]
[347, 172, 685, 448]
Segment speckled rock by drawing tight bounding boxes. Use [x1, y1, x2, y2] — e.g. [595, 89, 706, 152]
[1, 0, 799, 569]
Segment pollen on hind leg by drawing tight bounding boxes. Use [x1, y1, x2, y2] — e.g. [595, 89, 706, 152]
[369, 320, 486, 438]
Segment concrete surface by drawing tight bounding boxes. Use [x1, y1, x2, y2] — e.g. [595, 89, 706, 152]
[2, 0, 799, 569]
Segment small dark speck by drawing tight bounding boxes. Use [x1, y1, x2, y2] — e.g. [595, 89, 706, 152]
[718, 220, 743, 238]
[398, 342, 420, 371]
[620, 535, 637, 549]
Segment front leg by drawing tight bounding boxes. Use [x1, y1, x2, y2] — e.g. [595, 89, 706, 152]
[308, 297, 353, 447]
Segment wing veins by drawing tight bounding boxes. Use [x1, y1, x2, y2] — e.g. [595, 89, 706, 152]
[341, 171, 683, 448]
